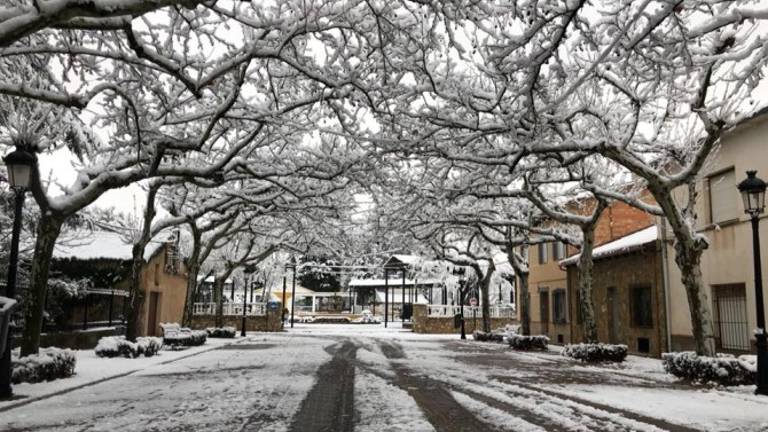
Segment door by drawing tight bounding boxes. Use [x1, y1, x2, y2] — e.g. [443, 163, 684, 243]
[539, 290, 550, 335]
[148, 292, 161, 336]
[607, 287, 620, 344]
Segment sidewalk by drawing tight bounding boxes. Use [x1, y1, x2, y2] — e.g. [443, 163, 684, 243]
[0, 335, 248, 412]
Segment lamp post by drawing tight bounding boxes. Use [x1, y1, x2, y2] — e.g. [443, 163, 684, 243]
[453, 267, 467, 340]
[738, 170, 768, 395]
[1, 147, 36, 399]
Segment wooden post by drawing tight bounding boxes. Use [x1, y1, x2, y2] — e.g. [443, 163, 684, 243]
[384, 269, 389, 328]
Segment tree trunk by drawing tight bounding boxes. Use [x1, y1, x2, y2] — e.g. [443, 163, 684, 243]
[182, 261, 200, 326]
[125, 241, 149, 341]
[480, 271, 492, 333]
[182, 224, 202, 326]
[214, 276, 225, 328]
[20, 213, 63, 356]
[674, 236, 717, 356]
[577, 226, 599, 343]
[519, 272, 531, 336]
[653, 187, 717, 356]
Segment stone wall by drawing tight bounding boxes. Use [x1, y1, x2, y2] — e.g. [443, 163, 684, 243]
[412, 304, 518, 334]
[189, 311, 282, 333]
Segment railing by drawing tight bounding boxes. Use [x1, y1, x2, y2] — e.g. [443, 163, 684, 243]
[426, 304, 515, 319]
[193, 302, 266, 316]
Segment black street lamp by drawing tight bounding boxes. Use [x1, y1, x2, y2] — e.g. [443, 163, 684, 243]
[1, 147, 36, 399]
[738, 170, 768, 395]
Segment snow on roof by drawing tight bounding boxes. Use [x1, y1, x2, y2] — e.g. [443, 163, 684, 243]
[197, 275, 233, 284]
[560, 225, 658, 267]
[389, 254, 422, 265]
[374, 288, 429, 304]
[349, 278, 442, 288]
[52, 230, 167, 261]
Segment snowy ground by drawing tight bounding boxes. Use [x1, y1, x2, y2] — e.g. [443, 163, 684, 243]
[2, 324, 767, 431]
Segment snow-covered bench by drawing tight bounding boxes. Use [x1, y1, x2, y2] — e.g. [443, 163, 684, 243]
[159, 323, 207, 349]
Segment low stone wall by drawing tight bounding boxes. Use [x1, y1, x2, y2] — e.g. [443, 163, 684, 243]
[189, 312, 282, 333]
[412, 304, 517, 334]
[13, 327, 123, 350]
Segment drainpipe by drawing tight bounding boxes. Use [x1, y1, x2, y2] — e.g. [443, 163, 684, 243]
[660, 217, 673, 353]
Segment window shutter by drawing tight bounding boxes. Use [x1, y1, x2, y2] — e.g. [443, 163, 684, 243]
[709, 170, 737, 223]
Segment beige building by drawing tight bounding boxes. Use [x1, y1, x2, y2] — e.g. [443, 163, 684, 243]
[665, 110, 768, 353]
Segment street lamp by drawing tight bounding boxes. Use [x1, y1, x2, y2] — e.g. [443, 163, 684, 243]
[452, 267, 467, 340]
[737, 170, 768, 396]
[1, 146, 36, 399]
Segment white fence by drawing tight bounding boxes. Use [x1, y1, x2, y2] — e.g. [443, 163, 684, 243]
[193, 302, 266, 316]
[426, 304, 515, 319]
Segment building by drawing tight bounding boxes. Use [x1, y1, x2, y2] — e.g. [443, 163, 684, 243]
[663, 109, 768, 353]
[562, 225, 668, 356]
[526, 199, 655, 344]
[52, 230, 189, 337]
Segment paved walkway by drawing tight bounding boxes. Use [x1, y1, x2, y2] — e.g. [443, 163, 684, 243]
[2, 325, 766, 431]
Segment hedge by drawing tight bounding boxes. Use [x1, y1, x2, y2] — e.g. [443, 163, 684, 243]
[563, 343, 628, 363]
[12, 347, 76, 384]
[206, 327, 237, 338]
[507, 334, 549, 350]
[95, 336, 163, 358]
[662, 351, 756, 386]
[472, 330, 504, 343]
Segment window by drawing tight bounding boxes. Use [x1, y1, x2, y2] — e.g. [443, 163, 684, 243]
[630, 285, 653, 328]
[553, 289, 567, 324]
[154, 264, 160, 286]
[552, 242, 565, 261]
[708, 169, 738, 224]
[538, 243, 548, 264]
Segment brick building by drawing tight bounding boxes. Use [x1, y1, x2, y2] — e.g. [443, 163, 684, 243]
[525, 197, 655, 344]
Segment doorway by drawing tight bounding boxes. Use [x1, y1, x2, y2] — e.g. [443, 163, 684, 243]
[539, 290, 550, 335]
[607, 287, 620, 344]
[148, 292, 161, 336]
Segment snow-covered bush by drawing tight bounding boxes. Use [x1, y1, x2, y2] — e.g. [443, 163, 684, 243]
[507, 334, 549, 350]
[206, 327, 236, 338]
[472, 330, 504, 343]
[95, 336, 162, 358]
[662, 352, 755, 386]
[563, 343, 628, 363]
[12, 347, 76, 384]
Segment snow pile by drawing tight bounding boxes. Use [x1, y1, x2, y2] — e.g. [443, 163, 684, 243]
[95, 336, 162, 358]
[662, 351, 755, 386]
[507, 334, 549, 350]
[11, 347, 76, 384]
[206, 327, 236, 338]
[472, 330, 504, 343]
[563, 343, 628, 363]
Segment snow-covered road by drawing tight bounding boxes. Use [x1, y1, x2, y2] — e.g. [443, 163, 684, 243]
[2, 324, 767, 431]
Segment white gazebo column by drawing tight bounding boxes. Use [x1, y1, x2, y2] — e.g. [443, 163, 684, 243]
[311, 295, 317, 312]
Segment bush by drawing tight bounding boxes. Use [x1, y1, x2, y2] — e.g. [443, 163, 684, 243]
[95, 336, 162, 358]
[563, 343, 628, 363]
[12, 347, 76, 384]
[206, 327, 236, 338]
[507, 334, 549, 350]
[472, 330, 504, 343]
[662, 351, 755, 386]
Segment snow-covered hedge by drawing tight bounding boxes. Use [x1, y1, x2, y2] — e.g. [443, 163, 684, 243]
[472, 330, 504, 343]
[507, 334, 549, 350]
[12, 347, 76, 384]
[206, 327, 236, 338]
[662, 352, 756, 386]
[95, 336, 162, 358]
[563, 343, 628, 363]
